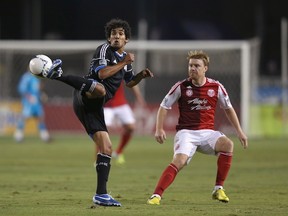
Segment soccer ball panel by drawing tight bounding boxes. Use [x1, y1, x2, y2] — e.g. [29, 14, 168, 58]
[29, 57, 44, 75]
[29, 54, 52, 77]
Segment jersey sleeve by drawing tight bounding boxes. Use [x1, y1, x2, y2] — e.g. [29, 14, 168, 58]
[123, 64, 135, 83]
[18, 73, 30, 95]
[218, 84, 232, 109]
[160, 83, 181, 109]
[88, 43, 111, 78]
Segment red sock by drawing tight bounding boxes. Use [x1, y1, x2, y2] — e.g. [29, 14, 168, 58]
[216, 152, 233, 186]
[116, 132, 131, 154]
[153, 163, 178, 196]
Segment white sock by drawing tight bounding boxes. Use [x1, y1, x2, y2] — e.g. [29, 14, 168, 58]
[151, 194, 161, 199]
[214, 185, 223, 191]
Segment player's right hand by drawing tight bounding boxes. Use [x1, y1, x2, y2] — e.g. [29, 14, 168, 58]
[124, 53, 134, 64]
[141, 68, 154, 78]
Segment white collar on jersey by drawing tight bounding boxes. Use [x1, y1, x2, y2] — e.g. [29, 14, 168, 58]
[115, 51, 127, 58]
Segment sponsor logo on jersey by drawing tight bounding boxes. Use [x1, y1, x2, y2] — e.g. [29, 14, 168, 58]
[188, 98, 211, 110]
[99, 59, 107, 66]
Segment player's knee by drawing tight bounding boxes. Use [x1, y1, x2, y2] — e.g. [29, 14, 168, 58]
[222, 139, 234, 153]
[86, 83, 106, 98]
[124, 124, 135, 133]
[226, 139, 234, 152]
[216, 137, 234, 153]
[94, 83, 106, 97]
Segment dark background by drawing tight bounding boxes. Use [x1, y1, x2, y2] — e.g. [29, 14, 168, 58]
[0, 0, 287, 76]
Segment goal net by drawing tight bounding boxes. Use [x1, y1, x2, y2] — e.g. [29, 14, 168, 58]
[0, 39, 260, 136]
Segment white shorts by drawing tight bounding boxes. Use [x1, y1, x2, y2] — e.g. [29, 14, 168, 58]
[174, 129, 225, 163]
[104, 104, 135, 127]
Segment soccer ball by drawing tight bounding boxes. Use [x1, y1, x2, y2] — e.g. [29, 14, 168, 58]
[29, 54, 52, 77]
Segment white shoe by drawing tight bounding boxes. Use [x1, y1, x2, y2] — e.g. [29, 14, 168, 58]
[40, 130, 50, 142]
[14, 129, 24, 142]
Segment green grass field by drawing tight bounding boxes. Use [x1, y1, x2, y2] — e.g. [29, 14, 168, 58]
[0, 134, 287, 216]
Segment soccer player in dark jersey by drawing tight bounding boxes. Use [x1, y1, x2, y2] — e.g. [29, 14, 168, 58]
[44, 18, 153, 207]
[147, 50, 247, 205]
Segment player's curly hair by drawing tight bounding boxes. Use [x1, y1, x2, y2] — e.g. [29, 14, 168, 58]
[187, 50, 210, 66]
[105, 18, 131, 40]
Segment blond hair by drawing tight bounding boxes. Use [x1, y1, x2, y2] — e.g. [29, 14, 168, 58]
[187, 50, 210, 66]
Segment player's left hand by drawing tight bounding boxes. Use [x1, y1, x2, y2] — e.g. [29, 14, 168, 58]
[238, 131, 248, 149]
[141, 68, 154, 78]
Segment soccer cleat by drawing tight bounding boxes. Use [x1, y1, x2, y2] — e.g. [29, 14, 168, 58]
[92, 194, 121, 207]
[212, 188, 229, 203]
[112, 152, 126, 165]
[46, 59, 63, 79]
[116, 154, 125, 165]
[147, 194, 161, 205]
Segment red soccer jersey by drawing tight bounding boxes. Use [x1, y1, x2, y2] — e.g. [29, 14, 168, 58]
[105, 82, 128, 107]
[160, 77, 232, 131]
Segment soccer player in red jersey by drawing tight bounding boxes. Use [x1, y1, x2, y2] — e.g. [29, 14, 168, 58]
[147, 50, 248, 205]
[104, 81, 146, 165]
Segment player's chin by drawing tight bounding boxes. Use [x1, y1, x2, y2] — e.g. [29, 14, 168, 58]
[189, 73, 197, 78]
[111, 42, 121, 48]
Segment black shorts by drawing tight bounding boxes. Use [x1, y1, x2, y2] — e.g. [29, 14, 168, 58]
[73, 89, 107, 136]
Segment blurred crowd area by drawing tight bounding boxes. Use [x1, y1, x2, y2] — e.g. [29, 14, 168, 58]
[1, 0, 288, 76]
[0, 39, 287, 138]
[0, 0, 288, 137]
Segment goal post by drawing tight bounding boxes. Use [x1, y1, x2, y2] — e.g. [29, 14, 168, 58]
[0, 39, 260, 136]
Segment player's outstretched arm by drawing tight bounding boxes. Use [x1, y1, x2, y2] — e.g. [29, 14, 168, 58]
[126, 68, 154, 88]
[224, 108, 248, 149]
[97, 53, 135, 80]
[155, 106, 168, 144]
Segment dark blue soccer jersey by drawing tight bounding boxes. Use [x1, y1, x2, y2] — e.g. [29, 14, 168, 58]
[85, 43, 134, 102]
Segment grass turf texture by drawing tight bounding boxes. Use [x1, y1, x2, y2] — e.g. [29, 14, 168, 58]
[0, 134, 287, 216]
